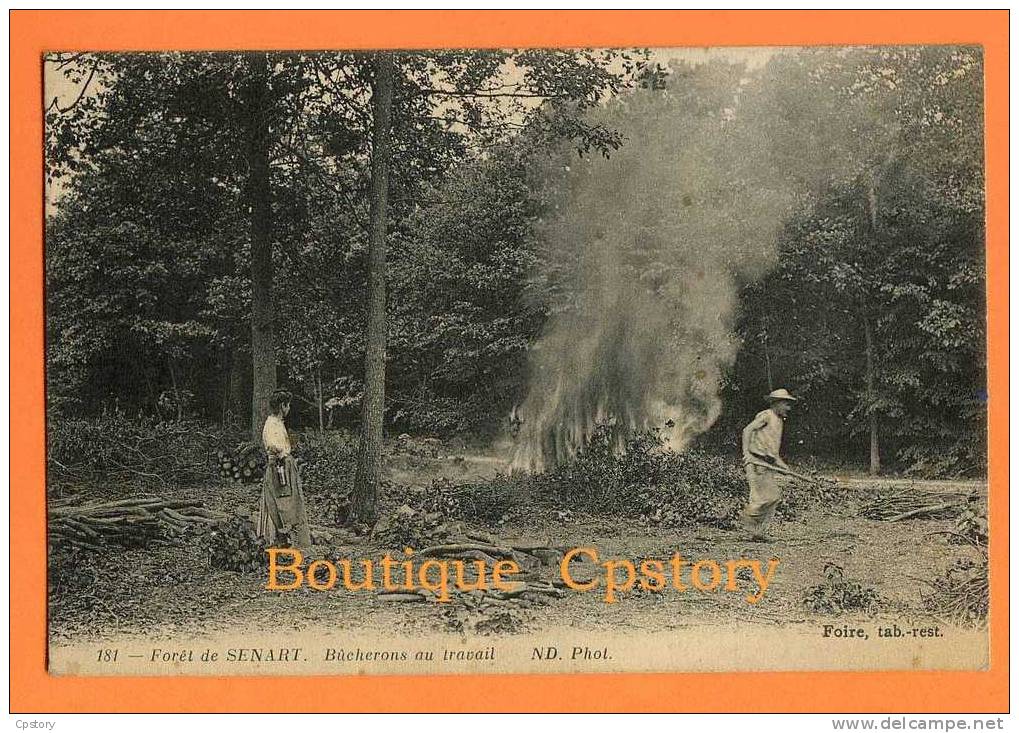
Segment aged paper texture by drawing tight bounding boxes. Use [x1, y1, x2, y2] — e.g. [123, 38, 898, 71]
[44, 44, 989, 677]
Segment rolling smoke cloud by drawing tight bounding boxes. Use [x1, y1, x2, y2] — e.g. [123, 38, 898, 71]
[512, 61, 796, 473]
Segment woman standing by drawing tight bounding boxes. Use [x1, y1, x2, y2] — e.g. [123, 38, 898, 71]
[257, 389, 312, 547]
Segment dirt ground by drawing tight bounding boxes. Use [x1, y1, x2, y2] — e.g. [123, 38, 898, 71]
[47, 448, 988, 645]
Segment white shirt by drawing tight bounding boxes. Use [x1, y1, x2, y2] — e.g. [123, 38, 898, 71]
[746, 408, 784, 462]
[262, 414, 292, 457]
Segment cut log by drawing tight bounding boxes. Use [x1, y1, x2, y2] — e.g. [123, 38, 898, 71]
[417, 543, 516, 559]
[887, 502, 963, 522]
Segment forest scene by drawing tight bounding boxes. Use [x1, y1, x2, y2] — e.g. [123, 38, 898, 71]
[44, 46, 988, 664]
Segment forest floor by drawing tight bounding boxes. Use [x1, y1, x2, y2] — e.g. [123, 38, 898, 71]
[47, 442, 988, 649]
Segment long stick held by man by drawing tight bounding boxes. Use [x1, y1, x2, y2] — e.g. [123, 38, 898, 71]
[741, 388, 800, 541]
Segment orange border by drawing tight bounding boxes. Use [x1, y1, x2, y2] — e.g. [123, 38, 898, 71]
[10, 10, 1009, 713]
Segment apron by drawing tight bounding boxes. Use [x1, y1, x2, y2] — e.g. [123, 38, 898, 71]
[257, 454, 312, 548]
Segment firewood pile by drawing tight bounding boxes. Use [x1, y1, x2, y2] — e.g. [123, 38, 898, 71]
[209, 515, 268, 573]
[49, 495, 226, 551]
[859, 486, 970, 521]
[218, 442, 265, 484]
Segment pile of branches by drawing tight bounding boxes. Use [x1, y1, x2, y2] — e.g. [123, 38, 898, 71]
[297, 431, 357, 493]
[371, 478, 489, 547]
[372, 474, 535, 546]
[47, 414, 218, 487]
[375, 535, 566, 634]
[49, 495, 224, 551]
[524, 427, 750, 529]
[860, 486, 969, 522]
[802, 563, 881, 614]
[778, 474, 844, 518]
[217, 442, 265, 484]
[921, 503, 988, 625]
[922, 557, 988, 625]
[209, 515, 268, 573]
[371, 503, 460, 549]
[405, 477, 528, 524]
[409, 480, 466, 519]
[443, 476, 532, 523]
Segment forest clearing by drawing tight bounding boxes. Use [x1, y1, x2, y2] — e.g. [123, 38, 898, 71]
[48, 431, 988, 647]
[43, 44, 988, 675]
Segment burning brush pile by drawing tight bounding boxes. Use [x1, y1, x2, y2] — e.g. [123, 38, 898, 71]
[500, 64, 809, 528]
[528, 426, 745, 528]
[509, 425, 839, 530]
[512, 426, 715, 528]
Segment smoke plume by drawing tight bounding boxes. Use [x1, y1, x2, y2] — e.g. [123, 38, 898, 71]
[512, 61, 795, 473]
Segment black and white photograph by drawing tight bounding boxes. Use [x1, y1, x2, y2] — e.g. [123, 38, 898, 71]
[43, 44, 988, 676]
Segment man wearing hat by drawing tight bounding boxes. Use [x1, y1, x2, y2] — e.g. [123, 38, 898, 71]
[740, 388, 798, 540]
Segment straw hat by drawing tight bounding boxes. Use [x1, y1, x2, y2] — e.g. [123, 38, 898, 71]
[766, 388, 798, 402]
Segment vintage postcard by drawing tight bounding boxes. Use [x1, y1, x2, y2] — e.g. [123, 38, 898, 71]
[12, 10, 1008, 713]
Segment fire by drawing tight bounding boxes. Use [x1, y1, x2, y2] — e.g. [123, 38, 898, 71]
[508, 286, 727, 474]
[507, 68, 794, 473]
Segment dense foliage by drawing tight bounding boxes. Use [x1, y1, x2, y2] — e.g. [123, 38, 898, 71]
[47, 413, 219, 487]
[45, 47, 986, 477]
[711, 49, 986, 475]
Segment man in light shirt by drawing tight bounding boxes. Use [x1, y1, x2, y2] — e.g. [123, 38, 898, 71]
[740, 388, 797, 541]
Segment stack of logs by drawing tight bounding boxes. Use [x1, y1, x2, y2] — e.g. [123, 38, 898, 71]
[49, 495, 225, 551]
[218, 443, 265, 484]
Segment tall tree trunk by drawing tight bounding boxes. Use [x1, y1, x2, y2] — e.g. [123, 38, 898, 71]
[316, 364, 324, 433]
[863, 179, 881, 476]
[245, 52, 276, 442]
[863, 314, 880, 476]
[167, 357, 182, 420]
[352, 52, 395, 524]
[221, 350, 232, 425]
[228, 345, 251, 426]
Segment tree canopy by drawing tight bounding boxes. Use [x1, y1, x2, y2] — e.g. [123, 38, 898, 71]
[45, 46, 986, 478]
